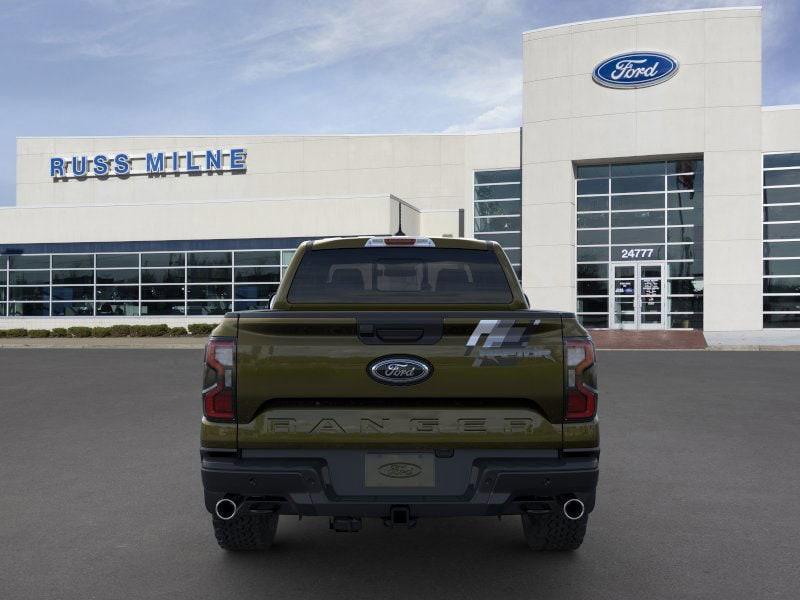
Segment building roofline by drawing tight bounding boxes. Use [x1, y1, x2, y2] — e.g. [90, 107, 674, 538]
[522, 5, 761, 36]
[15, 128, 520, 141]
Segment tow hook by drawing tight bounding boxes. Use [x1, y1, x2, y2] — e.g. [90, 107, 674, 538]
[383, 505, 417, 528]
[329, 517, 362, 532]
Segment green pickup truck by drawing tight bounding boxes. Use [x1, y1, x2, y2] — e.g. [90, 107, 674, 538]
[200, 236, 599, 551]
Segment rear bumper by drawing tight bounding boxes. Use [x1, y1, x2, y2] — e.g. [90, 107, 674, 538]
[201, 448, 599, 518]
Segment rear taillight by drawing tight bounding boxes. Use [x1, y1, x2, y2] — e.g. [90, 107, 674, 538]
[565, 338, 597, 421]
[202, 337, 236, 422]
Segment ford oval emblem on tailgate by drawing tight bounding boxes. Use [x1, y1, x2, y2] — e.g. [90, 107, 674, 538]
[368, 356, 432, 385]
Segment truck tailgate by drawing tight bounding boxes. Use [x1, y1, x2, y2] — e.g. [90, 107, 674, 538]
[235, 311, 565, 448]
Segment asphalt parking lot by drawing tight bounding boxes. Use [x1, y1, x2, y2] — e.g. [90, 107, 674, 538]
[1, 349, 798, 600]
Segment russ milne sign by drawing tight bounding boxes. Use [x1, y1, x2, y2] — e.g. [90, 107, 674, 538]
[592, 52, 678, 89]
[49, 148, 247, 179]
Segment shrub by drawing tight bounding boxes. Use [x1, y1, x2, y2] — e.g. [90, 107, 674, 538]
[145, 324, 169, 337]
[0, 330, 6, 338]
[109, 324, 132, 337]
[28, 329, 51, 338]
[6, 328, 27, 338]
[188, 323, 216, 336]
[67, 326, 92, 338]
[129, 325, 148, 337]
[91, 327, 112, 338]
[50, 328, 69, 338]
[167, 326, 188, 337]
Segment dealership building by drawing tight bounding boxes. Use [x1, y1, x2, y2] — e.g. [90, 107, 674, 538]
[3, 6, 800, 340]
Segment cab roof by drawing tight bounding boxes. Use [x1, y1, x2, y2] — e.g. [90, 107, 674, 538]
[309, 236, 493, 250]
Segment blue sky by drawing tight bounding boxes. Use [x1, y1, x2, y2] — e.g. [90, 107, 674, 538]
[1, 0, 798, 206]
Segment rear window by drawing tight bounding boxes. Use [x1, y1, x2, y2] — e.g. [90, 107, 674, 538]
[287, 247, 513, 304]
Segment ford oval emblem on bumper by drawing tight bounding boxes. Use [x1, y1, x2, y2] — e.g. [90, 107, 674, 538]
[368, 356, 432, 385]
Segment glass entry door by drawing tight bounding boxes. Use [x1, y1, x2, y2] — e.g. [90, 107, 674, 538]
[610, 262, 666, 329]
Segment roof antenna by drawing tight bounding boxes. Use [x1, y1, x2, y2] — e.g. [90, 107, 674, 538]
[394, 201, 405, 236]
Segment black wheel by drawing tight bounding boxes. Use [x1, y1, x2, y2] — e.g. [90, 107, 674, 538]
[521, 511, 587, 551]
[212, 513, 279, 551]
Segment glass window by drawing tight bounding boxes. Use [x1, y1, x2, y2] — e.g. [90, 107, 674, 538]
[577, 212, 608, 228]
[141, 268, 185, 283]
[668, 227, 695, 243]
[577, 247, 609, 262]
[611, 162, 664, 176]
[234, 267, 280, 283]
[764, 241, 800, 258]
[96, 269, 138, 284]
[234, 284, 278, 299]
[577, 230, 608, 245]
[52, 286, 94, 301]
[8, 255, 49, 269]
[611, 211, 664, 228]
[141, 302, 186, 316]
[577, 281, 608, 296]
[8, 302, 49, 316]
[474, 170, 520, 185]
[669, 280, 699, 295]
[764, 169, 800, 187]
[578, 314, 608, 328]
[287, 248, 514, 305]
[234, 300, 271, 311]
[188, 251, 231, 266]
[10, 287, 49, 301]
[763, 278, 800, 294]
[187, 285, 232, 300]
[52, 302, 94, 316]
[667, 174, 700, 191]
[141, 253, 185, 268]
[281, 250, 296, 265]
[576, 165, 608, 178]
[577, 264, 608, 279]
[764, 259, 800, 276]
[667, 209, 697, 225]
[764, 314, 800, 328]
[188, 268, 231, 283]
[186, 301, 231, 316]
[577, 298, 608, 312]
[96, 254, 138, 268]
[577, 179, 608, 195]
[96, 286, 139, 301]
[96, 302, 138, 316]
[611, 194, 664, 211]
[10, 271, 50, 285]
[669, 262, 695, 277]
[503, 248, 521, 264]
[52, 270, 93, 284]
[611, 228, 664, 244]
[611, 176, 664, 194]
[234, 251, 280, 266]
[763, 297, 800, 312]
[764, 205, 800, 222]
[764, 223, 800, 240]
[577, 196, 608, 212]
[668, 192, 702, 209]
[667, 160, 702, 174]
[669, 297, 703, 312]
[764, 153, 800, 168]
[0, 271, 5, 285]
[52, 254, 92, 269]
[667, 245, 694, 260]
[141, 285, 185, 301]
[474, 184, 521, 200]
[763, 188, 800, 204]
[474, 216, 520, 233]
[474, 200, 521, 217]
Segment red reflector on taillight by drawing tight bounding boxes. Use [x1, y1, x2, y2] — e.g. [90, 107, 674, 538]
[203, 338, 236, 422]
[567, 388, 597, 420]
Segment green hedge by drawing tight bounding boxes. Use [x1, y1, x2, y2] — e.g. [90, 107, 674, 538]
[0, 323, 217, 338]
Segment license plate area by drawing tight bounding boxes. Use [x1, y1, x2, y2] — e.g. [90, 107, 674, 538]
[365, 453, 435, 488]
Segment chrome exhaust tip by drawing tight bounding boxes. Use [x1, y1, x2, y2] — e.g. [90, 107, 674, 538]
[214, 498, 239, 521]
[562, 498, 585, 521]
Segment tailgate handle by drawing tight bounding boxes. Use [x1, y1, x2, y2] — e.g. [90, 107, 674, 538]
[375, 328, 424, 343]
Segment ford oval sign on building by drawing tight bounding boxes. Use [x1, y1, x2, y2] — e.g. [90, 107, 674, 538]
[593, 52, 679, 89]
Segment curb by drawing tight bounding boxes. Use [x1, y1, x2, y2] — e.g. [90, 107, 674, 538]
[0, 338, 208, 349]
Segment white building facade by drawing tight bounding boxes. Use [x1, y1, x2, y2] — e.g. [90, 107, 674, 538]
[3, 6, 800, 338]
